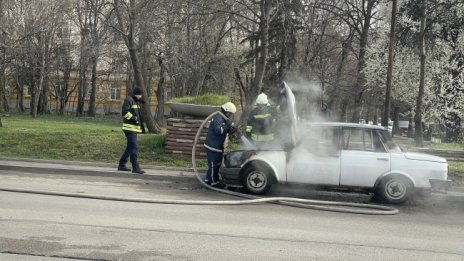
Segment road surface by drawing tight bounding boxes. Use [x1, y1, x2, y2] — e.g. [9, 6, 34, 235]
[0, 169, 463, 260]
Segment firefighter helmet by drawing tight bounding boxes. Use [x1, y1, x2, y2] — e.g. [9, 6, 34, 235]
[221, 102, 237, 114]
[256, 93, 268, 105]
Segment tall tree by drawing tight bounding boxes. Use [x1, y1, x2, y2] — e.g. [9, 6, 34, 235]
[113, 0, 161, 133]
[86, 0, 109, 117]
[382, 0, 397, 128]
[414, 0, 426, 146]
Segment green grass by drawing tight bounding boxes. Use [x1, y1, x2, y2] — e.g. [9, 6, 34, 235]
[168, 93, 229, 106]
[430, 143, 464, 151]
[449, 161, 464, 186]
[0, 113, 205, 168]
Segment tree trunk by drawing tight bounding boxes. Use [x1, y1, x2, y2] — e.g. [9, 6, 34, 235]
[32, 36, 47, 118]
[87, 56, 97, 116]
[248, 0, 271, 107]
[382, 0, 397, 127]
[0, 63, 5, 114]
[351, 0, 375, 123]
[393, 106, 400, 136]
[155, 55, 166, 126]
[114, 0, 161, 133]
[127, 37, 161, 132]
[76, 64, 87, 116]
[414, 0, 426, 147]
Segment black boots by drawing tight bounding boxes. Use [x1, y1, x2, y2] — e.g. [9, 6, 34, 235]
[132, 165, 145, 174]
[118, 165, 145, 174]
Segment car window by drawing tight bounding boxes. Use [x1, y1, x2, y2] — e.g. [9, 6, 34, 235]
[304, 126, 340, 154]
[373, 130, 386, 152]
[378, 130, 402, 153]
[342, 128, 373, 151]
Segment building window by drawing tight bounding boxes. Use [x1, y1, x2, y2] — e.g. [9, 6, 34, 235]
[110, 84, 121, 100]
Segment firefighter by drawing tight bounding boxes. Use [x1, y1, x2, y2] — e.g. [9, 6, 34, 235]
[321, 102, 331, 120]
[245, 93, 277, 146]
[118, 87, 146, 174]
[204, 102, 237, 187]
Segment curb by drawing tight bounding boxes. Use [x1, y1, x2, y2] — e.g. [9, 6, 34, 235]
[0, 156, 199, 172]
[0, 157, 203, 183]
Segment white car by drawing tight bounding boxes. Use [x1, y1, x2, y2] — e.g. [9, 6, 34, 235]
[220, 84, 451, 204]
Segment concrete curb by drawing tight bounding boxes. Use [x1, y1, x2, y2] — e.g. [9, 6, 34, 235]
[0, 156, 201, 172]
[0, 157, 202, 183]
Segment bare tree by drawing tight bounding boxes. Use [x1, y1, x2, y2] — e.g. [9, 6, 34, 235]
[414, 0, 426, 146]
[86, 0, 109, 117]
[382, 0, 397, 129]
[112, 0, 161, 133]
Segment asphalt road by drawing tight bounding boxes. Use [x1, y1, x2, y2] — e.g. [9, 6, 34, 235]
[1, 169, 463, 261]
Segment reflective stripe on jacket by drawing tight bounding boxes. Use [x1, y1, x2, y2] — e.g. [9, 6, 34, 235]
[121, 95, 145, 133]
[245, 106, 276, 142]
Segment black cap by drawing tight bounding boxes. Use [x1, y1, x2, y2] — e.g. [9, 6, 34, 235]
[132, 87, 143, 95]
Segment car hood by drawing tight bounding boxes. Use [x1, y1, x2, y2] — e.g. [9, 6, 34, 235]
[404, 152, 447, 163]
[283, 82, 298, 147]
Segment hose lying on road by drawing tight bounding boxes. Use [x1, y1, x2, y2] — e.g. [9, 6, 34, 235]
[0, 113, 399, 215]
[191, 111, 399, 215]
[0, 186, 397, 215]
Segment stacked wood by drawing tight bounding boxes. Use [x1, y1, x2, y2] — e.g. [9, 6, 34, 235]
[165, 118, 209, 157]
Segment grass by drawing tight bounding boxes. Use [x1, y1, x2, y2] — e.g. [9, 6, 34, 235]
[0, 113, 205, 168]
[448, 161, 464, 186]
[168, 93, 229, 106]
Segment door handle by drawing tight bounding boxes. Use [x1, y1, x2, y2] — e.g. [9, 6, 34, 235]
[376, 157, 389, 161]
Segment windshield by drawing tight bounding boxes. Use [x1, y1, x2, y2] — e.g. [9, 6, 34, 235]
[378, 130, 402, 153]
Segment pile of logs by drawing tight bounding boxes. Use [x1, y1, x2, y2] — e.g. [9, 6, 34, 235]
[165, 118, 208, 157]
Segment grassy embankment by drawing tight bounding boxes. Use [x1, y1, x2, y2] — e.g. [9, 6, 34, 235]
[168, 93, 230, 105]
[0, 113, 204, 168]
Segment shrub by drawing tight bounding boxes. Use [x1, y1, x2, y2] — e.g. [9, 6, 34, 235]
[169, 93, 229, 106]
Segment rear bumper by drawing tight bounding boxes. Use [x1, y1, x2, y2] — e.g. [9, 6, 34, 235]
[429, 179, 452, 191]
[220, 167, 242, 186]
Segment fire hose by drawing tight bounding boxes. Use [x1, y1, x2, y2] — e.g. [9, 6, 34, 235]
[0, 112, 398, 215]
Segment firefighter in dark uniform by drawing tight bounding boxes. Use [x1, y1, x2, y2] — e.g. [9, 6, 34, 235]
[245, 93, 277, 147]
[204, 102, 237, 187]
[118, 87, 146, 174]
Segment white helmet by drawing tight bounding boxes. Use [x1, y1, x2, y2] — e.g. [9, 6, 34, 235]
[256, 93, 268, 105]
[221, 102, 237, 114]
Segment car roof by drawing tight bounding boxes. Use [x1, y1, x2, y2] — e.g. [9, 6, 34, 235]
[306, 122, 387, 130]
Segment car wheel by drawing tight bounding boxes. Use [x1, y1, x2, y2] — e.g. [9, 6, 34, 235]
[241, 163, 272, 194]
[377, 176, 412, 204]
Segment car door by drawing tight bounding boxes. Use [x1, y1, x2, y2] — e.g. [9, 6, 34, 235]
[287, 126, 341, 186]
[340, 128, 390, 187]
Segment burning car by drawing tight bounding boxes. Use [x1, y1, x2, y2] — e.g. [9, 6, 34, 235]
[219, 84, 451, 204]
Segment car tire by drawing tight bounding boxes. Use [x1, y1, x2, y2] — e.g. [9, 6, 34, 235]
[241, 163, 272, 195]
[377, 176, 413, 204]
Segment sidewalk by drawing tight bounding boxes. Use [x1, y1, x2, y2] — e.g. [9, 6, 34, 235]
[0, 157, 199, 181]
[1, 157, 463, 202]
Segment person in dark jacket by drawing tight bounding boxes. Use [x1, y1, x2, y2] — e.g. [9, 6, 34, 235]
[118, 87, 146, 174]
[321, 103, 331, 120]
[204, 102, 237, 187]
[245, 93, 277, 147]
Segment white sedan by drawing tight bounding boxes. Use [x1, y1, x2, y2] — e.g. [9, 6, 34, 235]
[220, 122, 451, 204]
